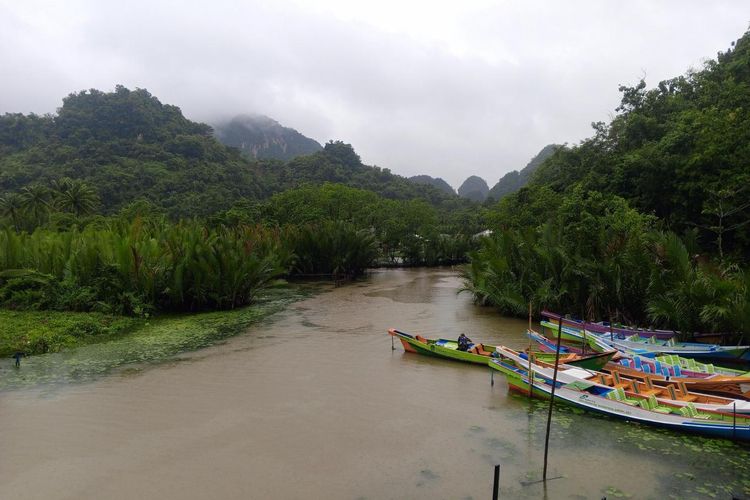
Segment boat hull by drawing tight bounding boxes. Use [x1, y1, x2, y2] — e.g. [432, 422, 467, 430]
[541, 320, 750, 365]
[543, 310, 677, 340]
[489, 358, 750, 441]
[535, 351, 614, 371]
[527, 329, 617, 370]
[389, 329, 494, 365]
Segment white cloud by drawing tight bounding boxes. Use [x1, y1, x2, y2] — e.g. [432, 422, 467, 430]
[0, 0, 747, 188]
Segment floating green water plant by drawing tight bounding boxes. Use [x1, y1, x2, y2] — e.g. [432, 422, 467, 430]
[0, 286, 314, 391]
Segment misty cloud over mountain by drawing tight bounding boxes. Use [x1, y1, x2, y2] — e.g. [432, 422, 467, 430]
[1, 1, 747, 186]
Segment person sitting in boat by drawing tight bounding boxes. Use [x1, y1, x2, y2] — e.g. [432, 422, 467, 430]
[457, 333, 473, 351]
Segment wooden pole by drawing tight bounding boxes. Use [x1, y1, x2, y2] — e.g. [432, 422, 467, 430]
[528, 302, 532, 331]
[542, 316, 564, 482]
[582, 320, 587, 355]
[528, 303, 533, 398]
[492, 464, 500, 500]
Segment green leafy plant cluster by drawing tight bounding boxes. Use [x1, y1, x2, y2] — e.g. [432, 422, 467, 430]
[0, 220, 289, 314]
[284, 221, 378, 277]
[213, 183, 482, 267]
[463, 192, 749, 336]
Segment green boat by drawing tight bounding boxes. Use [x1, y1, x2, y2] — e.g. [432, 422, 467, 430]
[388, 329, 615, 370]
[388, 328, 496, 364]
[532, 351, 614, 371]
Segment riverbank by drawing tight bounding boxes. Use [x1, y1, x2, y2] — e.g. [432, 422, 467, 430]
[0, 284, 317, 391]
[0, 310, 141, 357]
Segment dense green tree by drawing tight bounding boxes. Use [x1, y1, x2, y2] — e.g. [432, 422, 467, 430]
[19, 184, 51, 226]
[0, 193, 23, 231]
[52, 178, 99, 216]
[524, 29, 750, 260]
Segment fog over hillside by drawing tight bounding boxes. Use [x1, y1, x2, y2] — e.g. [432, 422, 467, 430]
[1, 1, 748, 186]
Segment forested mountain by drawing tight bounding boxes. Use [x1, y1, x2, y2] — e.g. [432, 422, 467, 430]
[521, 31, 750, 259]
[408, 175, 455, 195]
[213, 114, 322, 161]
[252, 141, 461, 207]
[0, 86, 462, 219]
[487, 144, 560, 201]
[457, 176, 489, 202]
[0, 86, 263, 217]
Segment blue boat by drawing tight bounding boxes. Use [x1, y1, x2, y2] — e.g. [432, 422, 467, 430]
[541, 319, 750, 365]
[489, 346, 750, 441]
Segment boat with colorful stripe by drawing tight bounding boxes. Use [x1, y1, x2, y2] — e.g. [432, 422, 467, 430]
[388, 328, 615, 369]
[529, 328, 750, 399]
[540, 319, 750, 365]
[538, 322, 748, 376]
[388, 328, 497, 364]
[489, 347, 750, 441]
[608, 355, 750, 400]
[501, 347, 750, 414]
[524, 329, 617, 370]
[542, 310, 678, 340]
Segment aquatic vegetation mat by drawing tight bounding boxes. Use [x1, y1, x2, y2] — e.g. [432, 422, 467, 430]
[0, 286, 314, 391]
[503, 395, 750, 499]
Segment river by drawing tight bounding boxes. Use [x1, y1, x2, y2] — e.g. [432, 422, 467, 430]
[1, 268, 748, 499]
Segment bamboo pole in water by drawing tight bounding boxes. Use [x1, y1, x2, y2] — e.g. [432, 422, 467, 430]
[582, 320, 587, 355]
[492, 464, 500, 500]
[542, 316, 563, 481]
[528, 302, 533, 399]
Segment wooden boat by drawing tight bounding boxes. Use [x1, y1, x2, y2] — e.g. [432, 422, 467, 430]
[388, 329, 614, 369]
[537, 324, 748, 376]
[543, 310, 677, 340]
[509, 347, 750, 414]
[538, 320, 613, 352]
[543, 310, 735, 344]
[630, 353, 749, 378]
[489, 346, 750, 441]
[540, 320, 750, 365]
[525, 329, 617, 370]
[529, 328, 750, 400]
[388, 328, 497, 365]
[607, 356, 750, 401]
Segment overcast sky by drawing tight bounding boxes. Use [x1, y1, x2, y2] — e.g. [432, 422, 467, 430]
[1, 1, 748, 189]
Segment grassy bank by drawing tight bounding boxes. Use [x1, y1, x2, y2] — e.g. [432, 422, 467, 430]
[0, 310, 141, 357]
[0, 285, 316, 390]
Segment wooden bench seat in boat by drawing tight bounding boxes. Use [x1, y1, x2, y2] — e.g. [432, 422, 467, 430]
[470, 343, 492, 356]
[629, 380, 661, 398]
[606, 387, 639, 406]
[641, 376, 666, 397]
[679, 402, 711, 419]
[666, 384, 698, 402]
[610, 370, 633, 391]
[638, 394, 673, 414]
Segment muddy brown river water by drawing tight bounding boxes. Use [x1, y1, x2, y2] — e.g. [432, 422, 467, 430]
[1, 268, 749, 499]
